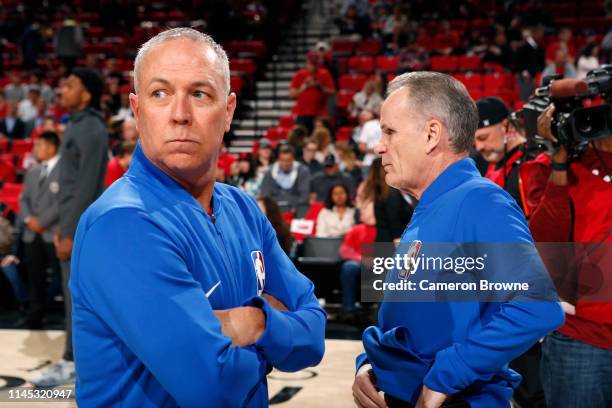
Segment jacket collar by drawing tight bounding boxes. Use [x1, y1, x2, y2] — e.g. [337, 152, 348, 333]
[126, 143, 222, 217]
[418, 157, 480, 207]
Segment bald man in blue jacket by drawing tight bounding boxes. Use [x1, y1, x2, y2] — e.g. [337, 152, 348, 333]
[70, 28, 325, 407]
[352, 72, 564, 408]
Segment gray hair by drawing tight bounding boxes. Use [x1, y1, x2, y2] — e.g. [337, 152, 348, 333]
[133, 27, 230, 95]
[386, 71, 478, 153]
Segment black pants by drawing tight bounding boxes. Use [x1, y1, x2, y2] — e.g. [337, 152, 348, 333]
[24, 234, 60, 328]
[385, 393, 470, 408]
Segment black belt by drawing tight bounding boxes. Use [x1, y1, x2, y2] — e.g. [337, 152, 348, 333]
[384, 393, 470, 408]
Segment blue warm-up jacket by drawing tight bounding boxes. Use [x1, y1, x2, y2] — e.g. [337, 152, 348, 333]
[70, 145, 326, 407]
[356, 158, 564, 407]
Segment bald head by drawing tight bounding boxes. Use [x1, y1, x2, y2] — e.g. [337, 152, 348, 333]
[133, 27, 230, 95]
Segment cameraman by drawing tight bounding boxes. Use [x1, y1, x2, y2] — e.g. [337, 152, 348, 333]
[475, 97, 548, 408]
[529, 104, 612, 408]
[474, 97, 545, 216]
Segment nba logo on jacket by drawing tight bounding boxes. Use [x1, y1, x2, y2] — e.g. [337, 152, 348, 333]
[251, 250, 266, 296]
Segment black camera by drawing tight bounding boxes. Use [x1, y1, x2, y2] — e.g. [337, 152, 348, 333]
[518, 64, 612, 154]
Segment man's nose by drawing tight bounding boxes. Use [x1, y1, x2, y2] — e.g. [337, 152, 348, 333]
[170, 94, 193, 125]
[374, 141, 386, 155]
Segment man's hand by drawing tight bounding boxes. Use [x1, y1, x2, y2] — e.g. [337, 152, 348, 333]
[54, 233, 73, 261]
[262, 292, 288, 311]
[415, 385, 449, 408]
[1, 255, 19, 267]
[214, 306, 265, 347]
[537, 105, 568, 163]
[26, 216, 45, 234]
[352, 364, 387, 408]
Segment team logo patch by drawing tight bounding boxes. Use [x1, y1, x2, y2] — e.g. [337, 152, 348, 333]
[251, 250, 266, 296]
[398, 240, 422, 279]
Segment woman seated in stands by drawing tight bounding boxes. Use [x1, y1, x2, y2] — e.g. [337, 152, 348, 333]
[315, 182, 355, 238]
[256, 195, 293, 255]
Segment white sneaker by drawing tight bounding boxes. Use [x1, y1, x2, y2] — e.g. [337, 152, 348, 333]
[30, 359, 76, 387]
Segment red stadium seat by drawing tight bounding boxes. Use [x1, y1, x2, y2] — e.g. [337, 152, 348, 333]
[336, 127, 353, 142]
[230, 59, 257, 76]
[278, 115, 296, 128]
[230, 76, 244, 94]
[482, 62, 504, 73]
[10, 139, 33, 156]
[331, 39, 356, 56]
[458, 55, 482, 72]
[355, 39, 382, 56]
[430, 56, 459, 73]
[375, 56, 399, 72]
[483, 73, 515, 92]
[348, 56, 375, 74]
[265, 127, 290, 141]
[454, 73, 483, 92]
[336, 90, 356, 110]
[0, 156, 16, 183]
[339, 74, 368, 91]
[0, 138, 8, 153]
[386, 73, 398, 84]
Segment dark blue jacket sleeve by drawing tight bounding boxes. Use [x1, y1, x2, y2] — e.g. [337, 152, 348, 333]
[242, 209, 326, 372]
[71, 208, 268, 408]
[423, 188, 565, 395]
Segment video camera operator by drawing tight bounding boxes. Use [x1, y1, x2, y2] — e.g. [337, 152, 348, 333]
[525, 70, 612, 408]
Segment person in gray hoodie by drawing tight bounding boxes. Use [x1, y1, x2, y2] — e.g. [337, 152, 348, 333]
[30, 68, 108, 387]
[260, 143, 311, 209]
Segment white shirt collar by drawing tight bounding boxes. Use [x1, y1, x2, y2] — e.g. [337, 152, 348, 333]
[42, 154, 60, 174]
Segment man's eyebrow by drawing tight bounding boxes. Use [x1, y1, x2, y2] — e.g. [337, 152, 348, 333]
[146, 78, 217, 91]
[381, 124, 396, 134]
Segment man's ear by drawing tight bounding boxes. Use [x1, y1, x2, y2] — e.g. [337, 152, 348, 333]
[129, 93, 139, 123]
[425, 119, 443, 154]
[225, 92, 237, 133]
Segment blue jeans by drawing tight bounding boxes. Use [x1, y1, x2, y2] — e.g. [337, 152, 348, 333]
[541, 331, 612, 408]
[1, 263, 28, 305]
[340, 260, 361, 312]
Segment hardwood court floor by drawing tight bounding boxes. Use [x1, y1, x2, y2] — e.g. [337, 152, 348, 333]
[0, 329, 364, 407]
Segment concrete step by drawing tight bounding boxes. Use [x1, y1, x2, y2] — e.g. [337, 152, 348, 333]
[256, 80, 291, 90]
[263, 71, 294, 81]
[234, 118, 278, 128]
[265, 62, 302, 71]
[233, 129, 266, 137]
[228, 146, 254, 154]
[232, 139, 257, 146]
[256, 88, 290, 98]
[243, 100, 294, 110]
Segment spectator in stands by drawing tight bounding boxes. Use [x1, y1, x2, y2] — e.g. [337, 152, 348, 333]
[30, 115, 61, 141]
[300, 138, 323, 175]
[28, 71, 55, 104]
[289, 52, 335, 134]
[515, 26, 546, 100]
[576, 43, 600, 79]
[0, 103, 26, 140]
[464, 27, 488, 56]
[336, 4, 371, 38]
[54, 17, 83, 73]
[432, 20, 460, 56]
[257, 195, 293, 255]
[315, 183, 355, 238]
[237, 154, 262, 197]
[104, 77, 122, 116]
[0, 91, 7, 119]
[255, 137, 274, 176]
[19, 131, 61, 329]
[335, 141, 363, 185]
[545, 27, 576, 65]
[18, 87, 41, 123]
[105, 140, 136, 188]
[260, 143, 310, 208]
[31, 67, 108, 387]
[310, 154, 357, 203]
[312, 127, 336, 163]
[397, 40, 430, 72]
[338, 210, 376, 319]
[19, 22, 45, 70]
[483, 28, 515, 68]
[354, 110, 381, 174]
[349, 79, 383, 118]
[3, 72, 27, 103]
[1, 216, 27, 309]
[217, 138, 237, 178]
[121, 117, 139, 143]
[287, 125, 309, 160]
[115, 93, 133, 120]
[542, 48, 577, 82]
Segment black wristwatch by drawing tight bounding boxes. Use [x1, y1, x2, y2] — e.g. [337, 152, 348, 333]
[550, 161, 569, 172]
